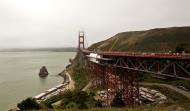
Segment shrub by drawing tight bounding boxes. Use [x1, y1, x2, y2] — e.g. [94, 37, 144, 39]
[175, 43, 187, 53]
[17, 97, 40, 110]
[43, 91, 67, 108]
[59, 90, 98, 109]
[111, 92, 125, 107]
[95, 100, 103, 108]
[72, 68, 89, 89]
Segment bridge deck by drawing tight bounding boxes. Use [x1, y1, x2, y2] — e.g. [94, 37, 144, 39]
[82, 50, 190, 60]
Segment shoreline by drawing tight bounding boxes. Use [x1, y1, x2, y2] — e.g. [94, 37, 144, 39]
[33, 69, 70, 100]
[9, 69, 69, 111]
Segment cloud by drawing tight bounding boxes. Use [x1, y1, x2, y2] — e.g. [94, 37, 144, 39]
[0, 0, 190, 48]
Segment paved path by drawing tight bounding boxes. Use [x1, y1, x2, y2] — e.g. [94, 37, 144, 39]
[82, 81, 92, 91]
[65, 71, 75, 90]
[140, 82, 190, 99]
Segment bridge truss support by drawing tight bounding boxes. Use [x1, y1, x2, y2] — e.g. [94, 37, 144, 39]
[87, 61, 105, 89]
[105, 57, 190, 80]
[87, 61, 139, 107]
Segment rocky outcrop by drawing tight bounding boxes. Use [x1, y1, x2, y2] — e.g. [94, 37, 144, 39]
[39, 66, 48, 77]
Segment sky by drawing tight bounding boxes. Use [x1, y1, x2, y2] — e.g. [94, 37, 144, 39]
[0, 0, 190, 49]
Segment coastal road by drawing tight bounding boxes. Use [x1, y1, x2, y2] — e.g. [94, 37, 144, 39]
[65, 71, 75, 90]
[52, 71, 75, 107]
[140, 82, 190, 99]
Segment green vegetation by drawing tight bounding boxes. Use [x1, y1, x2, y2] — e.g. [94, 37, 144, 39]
[17, 97, 40, 110]
[54, 90, 100, 110]
[89, 27, 190, 52]
[33, 105, 188, 111]
[175, 43, 188, 53]
[40, 90, 99, 110]
[111, 92, 125, 107]
[42, 92, 68, 108]
[94, 100, 103, 108]
[72, 67, 89, 90]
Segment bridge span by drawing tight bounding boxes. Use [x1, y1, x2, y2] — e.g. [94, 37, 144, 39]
[83, 49, 190, 80]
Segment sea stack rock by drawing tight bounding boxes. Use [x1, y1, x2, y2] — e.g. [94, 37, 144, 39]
[39, 66, 48, 77]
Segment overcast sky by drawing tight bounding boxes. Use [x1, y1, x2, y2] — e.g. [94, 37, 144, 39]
[0, 0, 190, 48]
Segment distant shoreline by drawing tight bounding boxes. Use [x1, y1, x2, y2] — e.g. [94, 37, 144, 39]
[0, 47, 77, 52]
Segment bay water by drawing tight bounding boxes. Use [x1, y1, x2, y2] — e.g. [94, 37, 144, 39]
[0, 52, 75, 111]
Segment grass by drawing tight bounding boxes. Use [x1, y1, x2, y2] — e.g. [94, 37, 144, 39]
[32, 105, 189, 111]
[89, 26, 190, 52]
[72, 67, 89, 90]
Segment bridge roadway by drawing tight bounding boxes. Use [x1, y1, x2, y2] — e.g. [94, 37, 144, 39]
[82, 49, 190, 60]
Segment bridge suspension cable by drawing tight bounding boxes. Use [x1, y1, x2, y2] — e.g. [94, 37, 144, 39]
[84, 32, 89, 48]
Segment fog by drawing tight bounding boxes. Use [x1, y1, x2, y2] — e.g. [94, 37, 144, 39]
[0, 0, 190, 48]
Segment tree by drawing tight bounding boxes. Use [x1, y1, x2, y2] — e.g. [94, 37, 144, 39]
[71, 90, 89, 104]
[175, 43, 186, 53]
[72, 90, 89, 109]
[17, 97, 40, 111]
[111, 92, 125, 107]
[78, 102, 88, 109]
[43, 91, 68, 108]
[60, 90, 90, 109]
[95, 100, 103, 108]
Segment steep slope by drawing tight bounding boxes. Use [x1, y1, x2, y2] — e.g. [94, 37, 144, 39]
[89, 27, 190, 52]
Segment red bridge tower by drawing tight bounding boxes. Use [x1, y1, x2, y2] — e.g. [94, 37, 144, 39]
[78, 31, 85, 50]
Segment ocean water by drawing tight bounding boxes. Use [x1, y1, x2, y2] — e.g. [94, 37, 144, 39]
[0, 52, 75, 111]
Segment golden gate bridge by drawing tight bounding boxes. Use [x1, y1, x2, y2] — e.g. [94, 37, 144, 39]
[77, 32, 190, 106]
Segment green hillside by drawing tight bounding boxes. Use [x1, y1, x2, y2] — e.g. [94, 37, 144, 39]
[89, 27, 190, 52]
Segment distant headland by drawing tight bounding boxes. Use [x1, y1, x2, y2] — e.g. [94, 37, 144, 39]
[0, 47, 77, 52]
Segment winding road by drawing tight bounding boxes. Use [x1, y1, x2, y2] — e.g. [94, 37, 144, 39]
[140, 82, 190, 99]
[65, 71, 75, 90]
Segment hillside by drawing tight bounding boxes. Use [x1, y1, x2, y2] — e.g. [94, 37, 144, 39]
[89, 27, 190, 52]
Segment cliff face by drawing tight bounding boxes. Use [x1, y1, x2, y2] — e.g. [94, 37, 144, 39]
[89, 27, 190, 52]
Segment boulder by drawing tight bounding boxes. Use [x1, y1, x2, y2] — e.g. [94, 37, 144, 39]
[39, 66, 48, 77]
